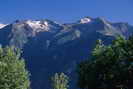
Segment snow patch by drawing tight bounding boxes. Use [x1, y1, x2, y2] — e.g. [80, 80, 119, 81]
[26, 20, 49, 31]
[80, 17, 92, 24]
[0, 24, 7, 29]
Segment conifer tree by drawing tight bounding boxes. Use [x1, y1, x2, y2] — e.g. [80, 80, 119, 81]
[77, 36, 133, 89]
[0, 46, 30, 89]
[51, 73, 69, 89]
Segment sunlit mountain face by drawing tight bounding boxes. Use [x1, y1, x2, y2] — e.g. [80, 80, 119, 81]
[0, 23, 7, 29]
[0, 17, 133, 89]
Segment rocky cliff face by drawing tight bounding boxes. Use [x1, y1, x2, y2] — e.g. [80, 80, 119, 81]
[0, 17, 133, 89]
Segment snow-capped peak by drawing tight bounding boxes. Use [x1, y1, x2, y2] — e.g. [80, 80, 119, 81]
[0, 23, 7, 29]
[80, 17, 92, 24]
[26, 20, 49, 31]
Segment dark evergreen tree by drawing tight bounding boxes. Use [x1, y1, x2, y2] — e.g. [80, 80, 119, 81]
[77, 36, 133, 89]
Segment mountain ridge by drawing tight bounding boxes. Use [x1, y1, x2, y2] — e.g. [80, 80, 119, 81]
[0, 17, 133, 89]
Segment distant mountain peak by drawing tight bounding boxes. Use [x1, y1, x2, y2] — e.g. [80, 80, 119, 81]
[0, 23, 7, 29]
[79, 17, 92, 24]
[95, 17, 111, 24]
[25, 20, 49, 31]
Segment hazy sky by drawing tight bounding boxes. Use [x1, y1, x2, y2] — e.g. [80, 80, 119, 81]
[0, 0, 133, 24]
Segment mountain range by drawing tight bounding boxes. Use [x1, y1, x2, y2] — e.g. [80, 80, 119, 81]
[0, 17, 133, 89]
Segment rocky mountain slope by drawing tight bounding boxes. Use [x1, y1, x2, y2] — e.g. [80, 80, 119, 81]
[0, 17, 133, 89]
